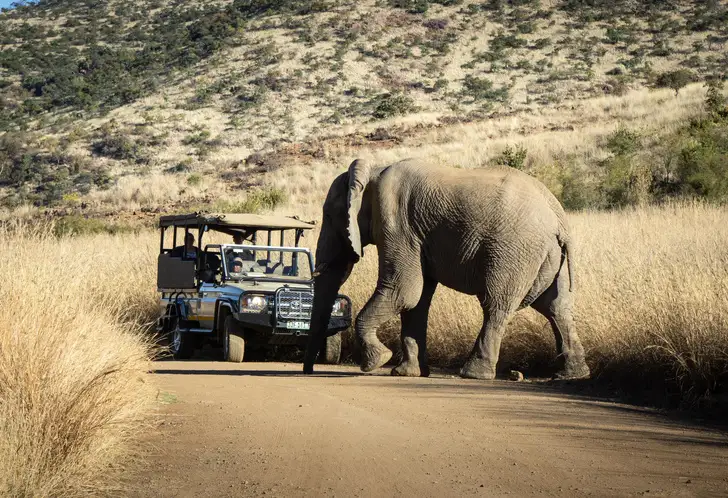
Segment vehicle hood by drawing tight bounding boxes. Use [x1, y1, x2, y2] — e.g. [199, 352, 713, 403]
[223, 280, 313, 294]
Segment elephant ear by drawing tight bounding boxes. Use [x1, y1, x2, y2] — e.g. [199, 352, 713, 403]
[346, 158, 371, 259]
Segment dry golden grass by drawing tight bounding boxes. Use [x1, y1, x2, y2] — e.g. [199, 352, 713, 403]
[0, 223, 160, 497]
[1, 200, 726, 496]
[334, 201, 728, 409]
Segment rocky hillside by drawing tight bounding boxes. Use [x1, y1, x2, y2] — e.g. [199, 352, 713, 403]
[0, 0, 727, 222]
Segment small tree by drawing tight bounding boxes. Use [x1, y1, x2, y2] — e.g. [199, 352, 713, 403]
[495, 144, 527, 170]
[655, 69, 696, 96]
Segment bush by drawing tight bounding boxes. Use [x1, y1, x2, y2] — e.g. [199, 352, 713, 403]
[371, 92, 417, 119]
[672, 128, 728, 201]
[461, 75, 509, 102]
[211, 187, 288, 214]
[704, 78, 728, 119]
[604, 126, 641, 156]
[92, 132, 148, 163]
[495, 144, 527, 169]
[187, 173, 202, 186]
[654, 69, 697, 95]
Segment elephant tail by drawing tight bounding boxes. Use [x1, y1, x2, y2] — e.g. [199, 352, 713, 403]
[561, 237, 575, 293]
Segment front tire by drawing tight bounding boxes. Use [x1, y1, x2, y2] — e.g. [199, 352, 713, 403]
[223, 316, 245, 363]
[320, 333, 342, 364]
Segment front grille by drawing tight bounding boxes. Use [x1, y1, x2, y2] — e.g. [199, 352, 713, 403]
[276, 289, 313, 320]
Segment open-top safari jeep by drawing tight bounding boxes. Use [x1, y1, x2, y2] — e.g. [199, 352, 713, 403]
[155, 212, 352, 363]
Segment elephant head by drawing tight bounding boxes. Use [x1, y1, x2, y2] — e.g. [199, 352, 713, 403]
[302, 159, 373, 373]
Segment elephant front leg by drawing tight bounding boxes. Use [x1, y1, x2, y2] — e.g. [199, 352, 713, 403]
[392, 279, 437, 377]
[391, 335, 429, 377]
[356, 289, 396, 372]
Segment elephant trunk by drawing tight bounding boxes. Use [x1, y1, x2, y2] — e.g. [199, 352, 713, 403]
[302, 259, 353, 373]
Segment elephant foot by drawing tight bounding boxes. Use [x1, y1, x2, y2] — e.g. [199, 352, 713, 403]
[460, 357, 496, 380]
[360, 342, 392, 372]
[553, 361, 590, 380]
[303, 363, 314, 375]
[421, 364, 430, 378]
[391, 360, 421, 377]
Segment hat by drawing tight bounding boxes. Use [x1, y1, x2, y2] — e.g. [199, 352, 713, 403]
[231, 257, 244, 267]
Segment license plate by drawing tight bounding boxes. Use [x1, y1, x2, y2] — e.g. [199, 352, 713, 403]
[285, 321, 309, 330]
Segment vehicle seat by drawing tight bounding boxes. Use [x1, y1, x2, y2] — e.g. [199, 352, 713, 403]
[265, 261, 284, 275]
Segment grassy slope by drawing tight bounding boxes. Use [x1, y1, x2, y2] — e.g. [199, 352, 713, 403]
[1, 0, 727, 217]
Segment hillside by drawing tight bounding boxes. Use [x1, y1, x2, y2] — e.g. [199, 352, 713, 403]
[0, 0, 727, 223]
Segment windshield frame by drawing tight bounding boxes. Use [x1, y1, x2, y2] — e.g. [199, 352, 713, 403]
[216, 243, 314, 283]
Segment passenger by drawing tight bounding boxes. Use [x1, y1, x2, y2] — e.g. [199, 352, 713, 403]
[171, 232, 198, 260]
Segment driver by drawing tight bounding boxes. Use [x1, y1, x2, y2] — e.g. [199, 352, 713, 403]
[230, 257, 244, 274]
[232, 232, 256, 259]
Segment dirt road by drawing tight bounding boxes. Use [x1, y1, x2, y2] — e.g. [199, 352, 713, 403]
[128, 362, 728, 497]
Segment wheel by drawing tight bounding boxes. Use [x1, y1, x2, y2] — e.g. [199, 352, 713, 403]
[223, 315, 245, 363]
[168, 315, 195, 360]
[320, 333, 342, 364]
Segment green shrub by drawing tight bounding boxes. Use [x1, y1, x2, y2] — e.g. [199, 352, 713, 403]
[560, 168, 603, 210]
[91, 132, 148, 163]
[187, 173, 203, 186]
[495, 144, 527, 170]
[371, 92, 416, 119]
[672, 126, 728, 201]
[604, 126, 641, 156]
[704, 79, 728, 119]
[654, 69, 697, 95]
[211, 187, 288, 214]
[182, 129, 211, 145]
[490, 31, 527, 51]
[601, 155, 651, 207]
[461, 75, 509, 102]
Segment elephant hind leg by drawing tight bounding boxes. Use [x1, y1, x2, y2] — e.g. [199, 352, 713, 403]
[392, 278, 437, 378]
[460, 304, 515, 380]
[531, 270, 590, 380]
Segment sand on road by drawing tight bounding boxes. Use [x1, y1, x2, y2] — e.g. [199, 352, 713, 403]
[127, 361, 728, 497]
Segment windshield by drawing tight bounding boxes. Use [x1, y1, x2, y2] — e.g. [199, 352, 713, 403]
[222, 245, 312, 281]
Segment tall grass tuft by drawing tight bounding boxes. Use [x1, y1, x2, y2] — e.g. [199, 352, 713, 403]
[0, 222, 159, 497]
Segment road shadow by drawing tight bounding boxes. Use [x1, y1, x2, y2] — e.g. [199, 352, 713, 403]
[389, 372, 728, 433]
[149, 357, 728, 431]
[150, 363, 363, 378]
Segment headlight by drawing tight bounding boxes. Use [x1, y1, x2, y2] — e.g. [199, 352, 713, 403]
[240, 294, 268, 313]
[331, 297, 350, 317]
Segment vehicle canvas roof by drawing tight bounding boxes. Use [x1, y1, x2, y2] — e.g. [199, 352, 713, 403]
[158, 212, 316, 231]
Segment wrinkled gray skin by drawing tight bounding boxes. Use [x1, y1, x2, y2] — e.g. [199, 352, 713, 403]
[303, 158, 590, 380]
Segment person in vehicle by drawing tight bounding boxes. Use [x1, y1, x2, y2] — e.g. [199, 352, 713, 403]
[227, 230, 256, 268]
[171, 232, 198, 260]
[230, 257, 244, 274]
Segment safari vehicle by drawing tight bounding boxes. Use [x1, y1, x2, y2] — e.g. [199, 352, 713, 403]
[155, 212, 352, 363]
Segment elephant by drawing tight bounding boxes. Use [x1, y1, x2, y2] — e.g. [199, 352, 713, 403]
[302, 157, 590, 381]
